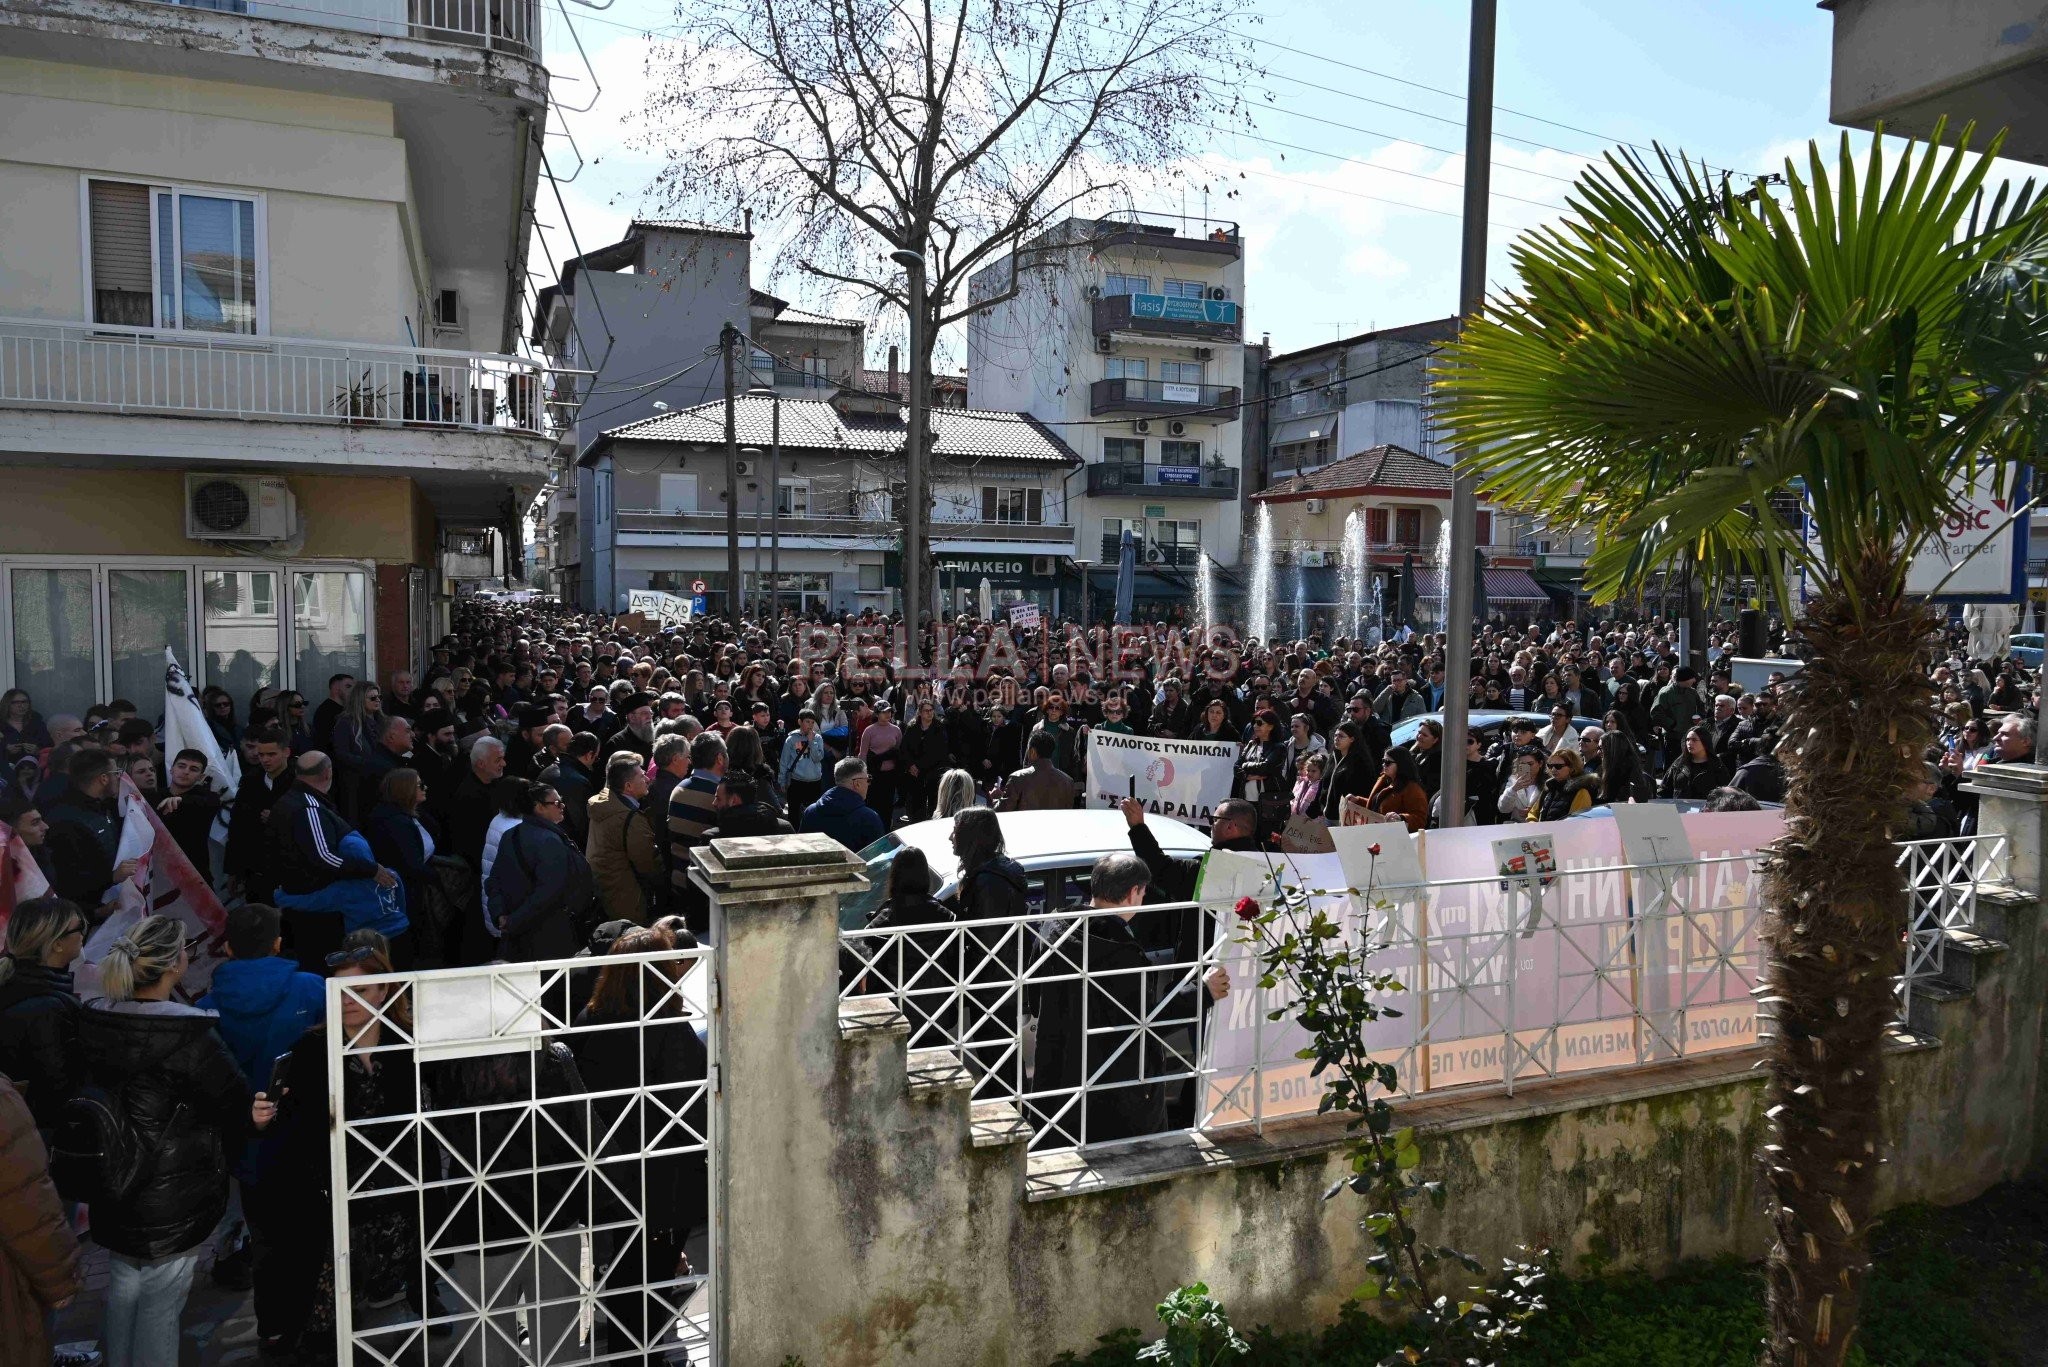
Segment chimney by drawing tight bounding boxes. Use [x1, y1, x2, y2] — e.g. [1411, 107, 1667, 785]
[887, 345, 900, 396]
[743, 207, 754, 235]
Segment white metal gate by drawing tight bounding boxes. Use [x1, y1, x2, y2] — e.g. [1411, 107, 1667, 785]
[325, 948, 718, 1365]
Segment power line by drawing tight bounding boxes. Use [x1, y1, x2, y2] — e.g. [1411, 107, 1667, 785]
[1200, 122, 1570, 214]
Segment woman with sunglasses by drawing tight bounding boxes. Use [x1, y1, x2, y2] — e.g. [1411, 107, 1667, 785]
[1367, 747, 1430, 833]
[199, 687, 239, 754]
[0, 895, 86, 1137]
[1532, 747, 1600, 821]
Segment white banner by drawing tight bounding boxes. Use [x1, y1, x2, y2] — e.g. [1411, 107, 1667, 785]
[627, 589, 693, 625]
[1084, 730, 1237, 828]
[1008, 601, 1041, 630]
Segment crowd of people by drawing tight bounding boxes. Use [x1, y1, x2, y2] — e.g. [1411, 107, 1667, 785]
[0, 594, 2037, 1364]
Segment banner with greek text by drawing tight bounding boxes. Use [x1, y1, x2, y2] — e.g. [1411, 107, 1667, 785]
[1085, 731, 1238, 828]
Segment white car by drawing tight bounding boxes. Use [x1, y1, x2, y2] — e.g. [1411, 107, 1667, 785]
[841, 809, 1211, 928]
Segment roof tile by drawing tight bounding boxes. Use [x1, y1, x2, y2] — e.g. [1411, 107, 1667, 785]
[1251, 444, 1452, 500]
[595, 396, 1080, 466]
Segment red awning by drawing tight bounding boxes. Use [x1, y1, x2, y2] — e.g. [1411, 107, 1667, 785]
[1407, 567, 1551, 602]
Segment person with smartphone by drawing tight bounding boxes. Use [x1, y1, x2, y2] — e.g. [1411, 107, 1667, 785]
[778, 708, 828, 820]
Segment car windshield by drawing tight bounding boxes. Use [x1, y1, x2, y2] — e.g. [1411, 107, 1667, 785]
[841, 833, 904, 929]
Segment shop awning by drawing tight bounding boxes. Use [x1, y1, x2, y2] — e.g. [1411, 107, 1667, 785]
[1408, 567, 1551, 602]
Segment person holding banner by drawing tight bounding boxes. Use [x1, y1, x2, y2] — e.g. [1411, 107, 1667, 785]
[42, 752, 135, 920]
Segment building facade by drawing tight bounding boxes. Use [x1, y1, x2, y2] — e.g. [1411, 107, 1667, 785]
[967, 213, 1249, 591]
[0, 0, 561, 716]
[1260, 318, 1457, 485]
[581, 391, 1080, 617]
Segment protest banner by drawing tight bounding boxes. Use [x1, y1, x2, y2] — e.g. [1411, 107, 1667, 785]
[75, 776, 231, 1001]
[1008, 601, 1041, 630]
[1084, 730, 1237, 827]
[627, 589, 693, 626]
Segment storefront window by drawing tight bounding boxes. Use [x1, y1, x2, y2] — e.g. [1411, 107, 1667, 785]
[9, 568, 96, 720]
[204, 570, 281, 701]
[108, 569, 191, 710]
[293, 571, 368, 688]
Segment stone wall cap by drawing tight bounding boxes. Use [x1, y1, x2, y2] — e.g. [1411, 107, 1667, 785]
[1961, 762, 2048, 799]
[691, 831, 869, 893]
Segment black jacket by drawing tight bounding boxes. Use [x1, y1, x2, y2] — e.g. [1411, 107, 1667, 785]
[1660, 754, 1729, 801]
[539, 756, 597, 847]
[1030, 911, 1180, 1145]
[900, 720, 950, 788]
[158, 787, 221, 880]
[224, 767, 296, 898]
[487, 817, 595, 962]
[75, 1002, 252, 1259]
[362, 801, 439, 923]
[272, 1026, 419, 1229]
[1319, 748, 1377, 823]
[265, 786, 375, 896]
[569, 1003, 708, 1238]
[701, 803, 794, 844]
[943, 709, 991, 781]
[43, 789, 121, 911]
[956, 854, 1029, 924]
[0, 961, 82, 1132]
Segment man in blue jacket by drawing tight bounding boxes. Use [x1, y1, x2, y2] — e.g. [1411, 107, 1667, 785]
[196, 900, 323, 1317]
[799, 757, 885, 852]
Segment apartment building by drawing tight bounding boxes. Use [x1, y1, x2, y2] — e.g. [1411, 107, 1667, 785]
[533, 220, 876, 610]
[0, 0, 560, 715]
[966, 213, 1249, 605]
[579, 390, 1078, 617]
[1261, 318, 1457, 484]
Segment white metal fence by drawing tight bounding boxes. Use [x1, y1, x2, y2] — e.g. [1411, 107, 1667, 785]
[1896, 833, 2010, 1019]
[839, 836, 2007, 1153]
[326, 949, 715, 1365]
[0, 317, 572, 437]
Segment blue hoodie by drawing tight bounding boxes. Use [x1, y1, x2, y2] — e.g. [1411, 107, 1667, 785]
[799, 783, 885, 853]
[198, 955, 325, 1097]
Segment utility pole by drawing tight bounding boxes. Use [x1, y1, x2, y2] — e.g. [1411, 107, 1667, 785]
[721, 323, 742, 621]
[1437, 0, 1495, 832]
[892, 248, 929, 669]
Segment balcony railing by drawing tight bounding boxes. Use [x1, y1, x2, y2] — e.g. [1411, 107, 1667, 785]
[141, 0, 540, 58]
[1092, 292, 1243, 343]
[1097, 540, 1201, 568]
[0, 317, 572, 437]
[1086, 211, 1243, 261]
[1088, 378, 1240, 417]
[1273, 388, 1340, 418]
[1085, 462, 1239, 498]
[616, 509, 1073, 543]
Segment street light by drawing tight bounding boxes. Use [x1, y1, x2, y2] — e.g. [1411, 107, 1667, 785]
[891, 247, 929, 666]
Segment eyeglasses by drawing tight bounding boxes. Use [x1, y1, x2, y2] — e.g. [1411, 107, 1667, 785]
[325, 946, 378, 970]
[1547, 762, 1569, 771]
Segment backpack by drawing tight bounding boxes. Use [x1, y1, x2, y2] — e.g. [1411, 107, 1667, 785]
[49, 1081, 178, 1207]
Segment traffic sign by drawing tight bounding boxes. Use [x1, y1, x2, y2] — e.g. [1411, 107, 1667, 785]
[690, 578, 708, 595]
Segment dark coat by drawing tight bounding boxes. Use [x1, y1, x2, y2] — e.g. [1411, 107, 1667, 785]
[701, 804, 794, 843]
[0, 1074, 80, 1367]
[271, 1026, 419, 1229]
[799, 784, 885, 853]
[569, 1003, 708, 1239]
[265, 786, 375, 896]
[487, 817, 595, 962]
[225, 767, 296, 897]
[1029, 911, 1176, 1145]
[901, 719, 950, 788]
[943, 708, 991, 781]
[539, 756, 597, 847]
[0, 961, 82, 1132]
[1534, 772, 1601, 822]
[159, 786, 221, 881]
[1659, 754, 1729, 801]
[1319, 747, 1377, 823]
[424, 1044, 590, 1246]
[74, 1002, 252, 1259]
[362, 801, 439, 924]
[43, 788, 120, 911]
[956, 854, 1030, 924]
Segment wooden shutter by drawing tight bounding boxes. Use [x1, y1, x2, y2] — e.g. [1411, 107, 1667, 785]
[1366, 508, 1389, 542]
[981, 487, 997, 521]
[1026, 488, 1043, 524]
[89, 180, 154, 326]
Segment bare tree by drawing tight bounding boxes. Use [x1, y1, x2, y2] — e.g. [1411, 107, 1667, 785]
[644, 0, 1251, 645]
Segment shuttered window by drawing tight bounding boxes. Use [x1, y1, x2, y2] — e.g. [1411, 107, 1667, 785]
[982, 487, 1043, 524]
[89, 180, 154, 327]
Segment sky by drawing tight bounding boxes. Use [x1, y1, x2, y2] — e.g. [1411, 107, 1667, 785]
[529, 0, 1845, 366]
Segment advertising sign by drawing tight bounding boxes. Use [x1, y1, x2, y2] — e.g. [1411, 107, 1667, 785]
[1806, 468, 2030, 604]
[1085, 731, 1238, 827]
[1161, 382, 1202, 404]
[1128, 294, 1241, 325]
[1157, 466, 1202, 486]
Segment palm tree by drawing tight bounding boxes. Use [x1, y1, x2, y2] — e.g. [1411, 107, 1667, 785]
[1437, 126, 2048, 1367]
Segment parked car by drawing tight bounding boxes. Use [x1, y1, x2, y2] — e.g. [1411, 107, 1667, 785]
[841, 809, 1210, 928]
[1388, 710, 1604, 751]
[2009, 633, 2043, 668]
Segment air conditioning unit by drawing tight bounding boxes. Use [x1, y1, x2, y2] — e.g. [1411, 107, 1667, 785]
[1167, 420, 1187, 437]
[1192, 348, 1213, 360]
[1301, 549, 1330, 568]
[1094, 337, 1113, 354]
[1030, 556, 1058, 577]
[185, 474, 296, 541]
[1146, 547, 1167, 565]
[1304, 497, 1327, 514]
[1132, 419, 1153, 435]
[1084, 284, 1102, 301]
[734, 460, 754, 477]
[432, 289, 461, 329]
[1208, 286, 1229, 301]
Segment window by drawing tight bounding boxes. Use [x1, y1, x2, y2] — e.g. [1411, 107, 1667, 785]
[1159, 361, 1204, 385]
[657, 473, 698, 513]
[87, 179, 262, 333]
[1366, 508, 1389, 543]
[1160, 440, 1201, 467]
[857, 562, 885, 592]
[203, 570, 280, 700]
[776, 480, 810, 517]
[1394, 508, 1423, 546]
[1162, 279, 1206, 300]
[1153, 519, 1201, 567]
[292, 571, 367, 689]
[1104, 436, 1145, 466]
[1103, 356, 1148, 381]
[982, 487, 1044, 525]
[749, 349, 776, 385]
[9, 569, 96, 719]
[1101, 273, 1149, 296]
[1475, 510, 1494, 546]
[108, 569, 192, 711]
[1102, 517, 1144, 561]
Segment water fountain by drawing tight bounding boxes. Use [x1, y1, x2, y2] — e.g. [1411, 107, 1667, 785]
[1195, 552, 1217, 642]
[1289, 535, 1308, 642]
[1248, 504, 1276, 645]
[1338, 508, 1368, 641]
[1433, 515, 1455, 631]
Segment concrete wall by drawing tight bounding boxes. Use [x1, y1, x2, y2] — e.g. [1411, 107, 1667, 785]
[0, 56, 420, 345]
[704, 774, 2048, 1367]
[1828, 0, 2048, 163]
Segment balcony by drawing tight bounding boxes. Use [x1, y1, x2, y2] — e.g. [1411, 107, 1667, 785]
[0, 316, 571, 437]
[1087, 212, 1243, 262]
[1085, 462, 1238, 499]
[1273, 388, 1340, 418]
[93, 0, 542, 56]
[1088, 378, 1240, 418]
[1092, 293, 1243, 343]
[615, 510, 1074, 544]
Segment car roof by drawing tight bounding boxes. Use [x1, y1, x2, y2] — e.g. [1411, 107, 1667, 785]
[1391, 710, 1604, 739]
[887, 808, 1209, 871]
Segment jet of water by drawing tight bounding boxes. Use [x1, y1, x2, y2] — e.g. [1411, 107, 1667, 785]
[1248, 504, 1276, 645]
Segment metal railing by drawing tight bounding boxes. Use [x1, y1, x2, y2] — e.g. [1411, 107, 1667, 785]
[0, 316, 572, 437]
[133, 0, 541, 57]
[326, 948, 715, 1364]
[617, 508, 1072, 542]
[839, 838, 2006, 1153]
[1086, 462, 1239, 497]
[1896, 833, 2010, 1020]
[1088, 377, 1241, 416]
